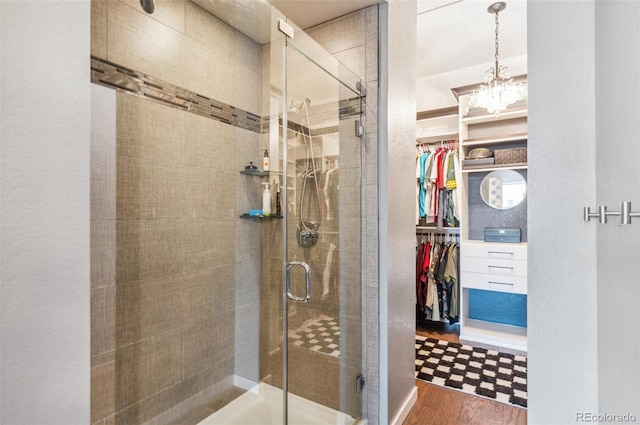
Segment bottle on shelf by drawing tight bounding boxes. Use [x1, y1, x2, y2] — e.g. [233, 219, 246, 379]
[262, 182, 271, 215]
[263, 149, 270, 171]
[275, 178, 282, 217]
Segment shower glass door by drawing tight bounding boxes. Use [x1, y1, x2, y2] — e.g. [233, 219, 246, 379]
[280, 36, 364, 422]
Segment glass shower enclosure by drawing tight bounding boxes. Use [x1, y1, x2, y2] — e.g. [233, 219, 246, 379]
[89, 1, 365, 424]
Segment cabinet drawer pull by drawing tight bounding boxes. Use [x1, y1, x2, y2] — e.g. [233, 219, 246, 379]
[488, 281, 514, 291]
[488, 265, 514, 275]
[488, 250, 514, 259]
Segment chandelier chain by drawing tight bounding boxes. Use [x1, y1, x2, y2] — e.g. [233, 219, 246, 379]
[494, 10, 500, 64]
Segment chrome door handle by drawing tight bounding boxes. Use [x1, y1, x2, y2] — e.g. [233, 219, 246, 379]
[286, 261, 311, 302]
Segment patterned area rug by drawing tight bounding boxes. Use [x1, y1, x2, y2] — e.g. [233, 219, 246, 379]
[415, 335, 528, 408]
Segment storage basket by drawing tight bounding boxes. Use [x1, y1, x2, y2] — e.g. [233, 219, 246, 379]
[494, 147, 527, 165]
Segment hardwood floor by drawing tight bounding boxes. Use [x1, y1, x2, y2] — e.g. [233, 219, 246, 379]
[403, 321, 527, 425]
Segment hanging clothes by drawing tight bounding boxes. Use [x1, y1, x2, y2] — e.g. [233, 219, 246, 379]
[415, 240, 430, 321]
[415, 142, 460, 227]
[415, 236, 459, 324]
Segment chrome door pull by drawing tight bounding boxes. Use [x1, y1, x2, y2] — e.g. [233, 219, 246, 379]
[286, 261, 311, 302]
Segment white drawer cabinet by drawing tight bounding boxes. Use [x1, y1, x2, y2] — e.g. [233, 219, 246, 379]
[458, 241, 528, 352]
[460, 241, 528, 293]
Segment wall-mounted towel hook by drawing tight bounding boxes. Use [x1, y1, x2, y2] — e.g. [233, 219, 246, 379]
[584, 201, 640, 225]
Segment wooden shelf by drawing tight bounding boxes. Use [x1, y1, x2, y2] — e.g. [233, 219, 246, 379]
[462, 163, 527, 173]
[459, 318, 527, 352]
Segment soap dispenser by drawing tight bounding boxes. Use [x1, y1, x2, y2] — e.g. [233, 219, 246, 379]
[262, 182, 271, 215]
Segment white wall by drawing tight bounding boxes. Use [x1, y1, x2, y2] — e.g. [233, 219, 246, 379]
[595, 0, 640, 417]
[527, 1, 599, 422]
[0, 1, 91, 424]
[379, 1, 418, 424]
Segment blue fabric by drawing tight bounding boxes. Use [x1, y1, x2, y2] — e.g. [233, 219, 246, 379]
[468, 289, 527, 327]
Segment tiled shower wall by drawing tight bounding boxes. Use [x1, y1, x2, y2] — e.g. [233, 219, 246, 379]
[90, 1, 262, 424]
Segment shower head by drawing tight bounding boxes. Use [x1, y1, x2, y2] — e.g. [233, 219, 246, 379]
[289, 98, 311, 111]
[140, 0, 155, 14]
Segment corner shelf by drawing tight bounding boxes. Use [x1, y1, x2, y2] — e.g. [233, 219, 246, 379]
[240, 214, 283, 221]
[240, 170, 282, 177]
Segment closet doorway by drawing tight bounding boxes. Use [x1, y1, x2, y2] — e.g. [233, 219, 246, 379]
[412, 1, 528, 423]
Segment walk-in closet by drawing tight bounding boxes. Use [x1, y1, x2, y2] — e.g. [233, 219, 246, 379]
[409, 1, 528, 423]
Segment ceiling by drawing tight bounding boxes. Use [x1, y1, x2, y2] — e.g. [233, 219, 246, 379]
[193, 0, 527, 85]
[271, 0, 526, 81]
[416, 0, 527, 79]
[269, 0, 386, 30]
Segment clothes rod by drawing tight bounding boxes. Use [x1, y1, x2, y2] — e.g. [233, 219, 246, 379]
[416, 226, 460, 234]
[416, 139, 458, 146]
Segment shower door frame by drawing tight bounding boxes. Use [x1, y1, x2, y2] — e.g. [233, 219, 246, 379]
[279, 26, 366, 424]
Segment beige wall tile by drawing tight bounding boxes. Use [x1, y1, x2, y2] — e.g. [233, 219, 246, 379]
[91, 288, 106, 358]
[185, 113, 238, 172]
[91, 0, 107, 59]
[306, 9, 366, 55]
[91, 220, 116, 288]
[333, 46, 366, 82]
[365, 29, 378, 83]
[91, 84, 116, 156]
[118, 0, 186, 34]
[116, 156, 155, 220]
[116, 273, 184, 347]
[91, 353, 117, 423]
[107, 0, 190, 90]
[184, 1, 234, 56]
[104, 285, 117, 353]
[115, 328, 184, 407]
[116, 94, 187, 165]
[183, 314, 235, 378]
[184, 2, 261, 114]
[287, 348, 340, 409]
[115, 219, 187, 283]
[185, 219, 236, 266]
[184, 268, 216, 324]
[91, 154, 107, 221]
[154, 162, 190, 219]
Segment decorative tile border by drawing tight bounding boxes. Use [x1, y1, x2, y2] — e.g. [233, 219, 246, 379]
[91, 57, 262, 133]
[91, 57, 362, 136]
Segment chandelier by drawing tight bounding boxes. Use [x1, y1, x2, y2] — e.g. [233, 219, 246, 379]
[469, 2, 527, 115]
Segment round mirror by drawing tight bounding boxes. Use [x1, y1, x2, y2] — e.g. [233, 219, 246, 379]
[480, 170, 526, 210]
